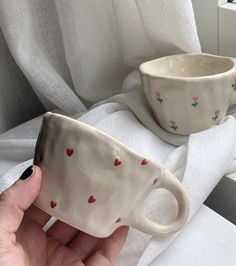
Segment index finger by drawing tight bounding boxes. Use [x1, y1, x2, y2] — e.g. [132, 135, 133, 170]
[0, 166, 42, 234]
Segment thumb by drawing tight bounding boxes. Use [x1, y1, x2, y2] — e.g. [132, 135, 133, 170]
[0, 165, 42, 234]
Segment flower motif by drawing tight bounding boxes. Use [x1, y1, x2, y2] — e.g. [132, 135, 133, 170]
[155, 91, 163, 104]
[170, 120, 178, 130]
[212, 109, 220, 121]
[191, 96, 199, 108]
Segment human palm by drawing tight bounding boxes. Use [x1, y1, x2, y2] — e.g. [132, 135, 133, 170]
[0, 166, 128, 266]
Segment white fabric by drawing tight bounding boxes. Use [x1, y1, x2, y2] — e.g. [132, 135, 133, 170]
[0, 0, 235, 265]
[150, 205, 236, 266]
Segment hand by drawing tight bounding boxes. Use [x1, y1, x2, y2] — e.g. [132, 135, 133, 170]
[0, 165, 128, 266]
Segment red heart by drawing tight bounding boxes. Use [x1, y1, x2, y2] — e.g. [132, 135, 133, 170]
[66, 148, 74, 157]
[114, 159, 122, 166]
[88, 196, 96, 204]
[50, 200, 57, 208]
[141, 159, 148, 165]
[115, 218, 121, 223]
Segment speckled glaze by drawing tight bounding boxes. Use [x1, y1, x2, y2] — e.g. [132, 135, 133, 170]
[140, 53, 236, 135]
[33, 112, 190, 238]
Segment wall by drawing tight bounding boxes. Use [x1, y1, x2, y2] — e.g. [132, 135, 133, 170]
[219, 3, 236, 57]
[192, 0, 236, 57]
[192, 0, 219, 54]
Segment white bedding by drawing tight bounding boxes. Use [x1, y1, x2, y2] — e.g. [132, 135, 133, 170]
[150, 205, 236, 266]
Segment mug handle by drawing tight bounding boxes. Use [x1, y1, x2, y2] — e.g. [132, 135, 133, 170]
[127, 169, 190, 237]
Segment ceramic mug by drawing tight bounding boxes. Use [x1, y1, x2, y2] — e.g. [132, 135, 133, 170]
[139, 53, 236, 135]
[33, 112, 190, 238]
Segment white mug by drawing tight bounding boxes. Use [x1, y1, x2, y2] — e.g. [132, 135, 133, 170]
[33, 112, 190, 238]
[139, 53, 236, 135]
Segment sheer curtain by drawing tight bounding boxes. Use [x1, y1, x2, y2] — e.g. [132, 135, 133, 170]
[0, 0, 200, 115]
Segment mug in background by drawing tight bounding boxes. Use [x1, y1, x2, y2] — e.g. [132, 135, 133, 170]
[139, 53, 236, 135]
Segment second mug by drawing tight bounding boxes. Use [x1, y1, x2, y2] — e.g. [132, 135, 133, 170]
[139, 53, 236, 135]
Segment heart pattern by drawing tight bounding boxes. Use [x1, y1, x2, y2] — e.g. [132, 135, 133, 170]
[141, 159, 148, 165]
[50, 200, 57, 208]
[114, 159, 122, 166]
[66, 148, 74, 157]
[88, 195, 96, 204]
[65, 147, 152, 169]
[63, 147, 157, 213]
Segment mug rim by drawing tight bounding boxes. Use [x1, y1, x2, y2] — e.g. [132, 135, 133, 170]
[41, 112, 161, 168]
[139, 53, 236, 81]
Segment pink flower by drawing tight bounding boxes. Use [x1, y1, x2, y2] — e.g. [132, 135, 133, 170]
[192, 96, 199, 101]
[155, 91, 161, 97]
[170, 120, 176, 125]
[215, 109, 220, 115]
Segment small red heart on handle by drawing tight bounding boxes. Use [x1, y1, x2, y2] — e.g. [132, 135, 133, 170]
[50, 200, 57, 208]
[88, 196, 96, 204]
[66, 148, 74, 157]
[141, 159, 148, 165]
[114, 159, 122, 166]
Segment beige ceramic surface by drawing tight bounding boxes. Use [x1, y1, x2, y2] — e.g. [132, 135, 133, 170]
[139, 53, 236, 135]
[33, 112, 190, 238]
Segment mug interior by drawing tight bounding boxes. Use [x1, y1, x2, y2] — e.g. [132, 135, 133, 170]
[140, 53, 234, 78]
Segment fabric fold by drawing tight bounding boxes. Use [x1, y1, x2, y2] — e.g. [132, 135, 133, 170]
[0, 0, 86, 113]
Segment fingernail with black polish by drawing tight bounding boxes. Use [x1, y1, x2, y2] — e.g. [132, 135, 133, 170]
[20, 165, 34, 180]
